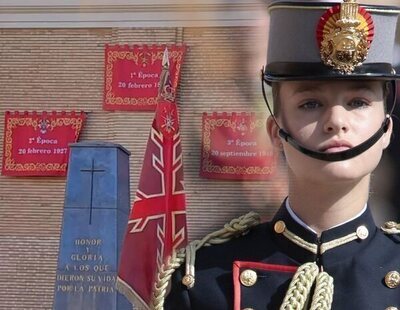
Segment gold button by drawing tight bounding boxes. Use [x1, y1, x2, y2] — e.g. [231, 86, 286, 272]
[274, 220, 286, 234]
[182, 274, 194, 288]
[356, 225, 369, 240]
[385, 271, 400, 289]
[240, 269, 257, 287]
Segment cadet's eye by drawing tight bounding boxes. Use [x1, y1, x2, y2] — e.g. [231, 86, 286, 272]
[299, 100, 321, 110]
[348, 99, 369, 109]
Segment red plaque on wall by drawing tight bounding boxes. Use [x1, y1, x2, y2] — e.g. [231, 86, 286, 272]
[103, 44, 186, 111]
[2, 111, 86, 176]
[200, 112, 276, 180]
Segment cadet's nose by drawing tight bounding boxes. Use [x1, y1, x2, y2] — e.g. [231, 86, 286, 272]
[323, 105, 349, 134]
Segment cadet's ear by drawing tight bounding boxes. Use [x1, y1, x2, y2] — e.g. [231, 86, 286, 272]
[382, 115, 393, 149]
[267, 116, 282, 149]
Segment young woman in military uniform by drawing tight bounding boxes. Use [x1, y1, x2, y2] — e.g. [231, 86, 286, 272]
[151, 1, 400, 309]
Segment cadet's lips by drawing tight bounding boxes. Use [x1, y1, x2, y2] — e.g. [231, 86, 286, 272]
[319, 141, 352, 153]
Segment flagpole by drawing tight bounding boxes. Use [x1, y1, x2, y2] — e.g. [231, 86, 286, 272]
[159, 47, 173, 260]
[117, 46, 187, 309]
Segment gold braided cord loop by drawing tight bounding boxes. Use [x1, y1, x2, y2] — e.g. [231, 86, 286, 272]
[200, 211, 261, 246]
[151, 249, 186, 310]
[150, 211, 261, 310]
[280, 263, 334, 310]
[381, 221, 400, 234]
[184, 242, 196, 288]
[280, 262, 319, 310]
[310, 271, 334, 310]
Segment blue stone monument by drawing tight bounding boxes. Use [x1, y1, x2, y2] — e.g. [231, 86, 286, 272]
[54, 141, 131, 310]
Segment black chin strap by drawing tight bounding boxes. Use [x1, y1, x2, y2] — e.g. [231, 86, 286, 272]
[278, 118, 390, 161]
[261, 69, 397, 162]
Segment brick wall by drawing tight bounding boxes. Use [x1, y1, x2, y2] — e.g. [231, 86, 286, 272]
[0, 26, 287, 309]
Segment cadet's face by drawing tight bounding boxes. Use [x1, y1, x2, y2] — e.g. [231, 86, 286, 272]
[273, 80, 391, 183]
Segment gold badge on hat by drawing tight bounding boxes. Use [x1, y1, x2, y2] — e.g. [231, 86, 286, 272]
[317, 0, 374, 74]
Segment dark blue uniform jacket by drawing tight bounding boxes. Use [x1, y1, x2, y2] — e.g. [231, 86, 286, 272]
[165, 203, 400, 309]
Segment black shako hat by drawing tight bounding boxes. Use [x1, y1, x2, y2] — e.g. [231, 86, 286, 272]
[264, 0, 400, 82]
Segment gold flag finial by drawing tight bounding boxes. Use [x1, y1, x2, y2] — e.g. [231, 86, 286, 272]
[158, 47, 175, 102]
[158, 47, 169, 96]
[157, 47, 175, 102]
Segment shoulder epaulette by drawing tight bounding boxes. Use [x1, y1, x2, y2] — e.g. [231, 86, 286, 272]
[381, 221, 400, 234]
[150, 211, 260, 310]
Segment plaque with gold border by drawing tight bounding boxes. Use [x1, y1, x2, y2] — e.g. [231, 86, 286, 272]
[1, 111, 86, 176]
[103, 44, 186, 111]
[200, 112, 276, 181]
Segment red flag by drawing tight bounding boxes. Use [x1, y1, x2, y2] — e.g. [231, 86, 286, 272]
[117, 48, 187, 307]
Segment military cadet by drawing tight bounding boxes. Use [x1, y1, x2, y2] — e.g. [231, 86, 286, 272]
[151, 1, 400, 309]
